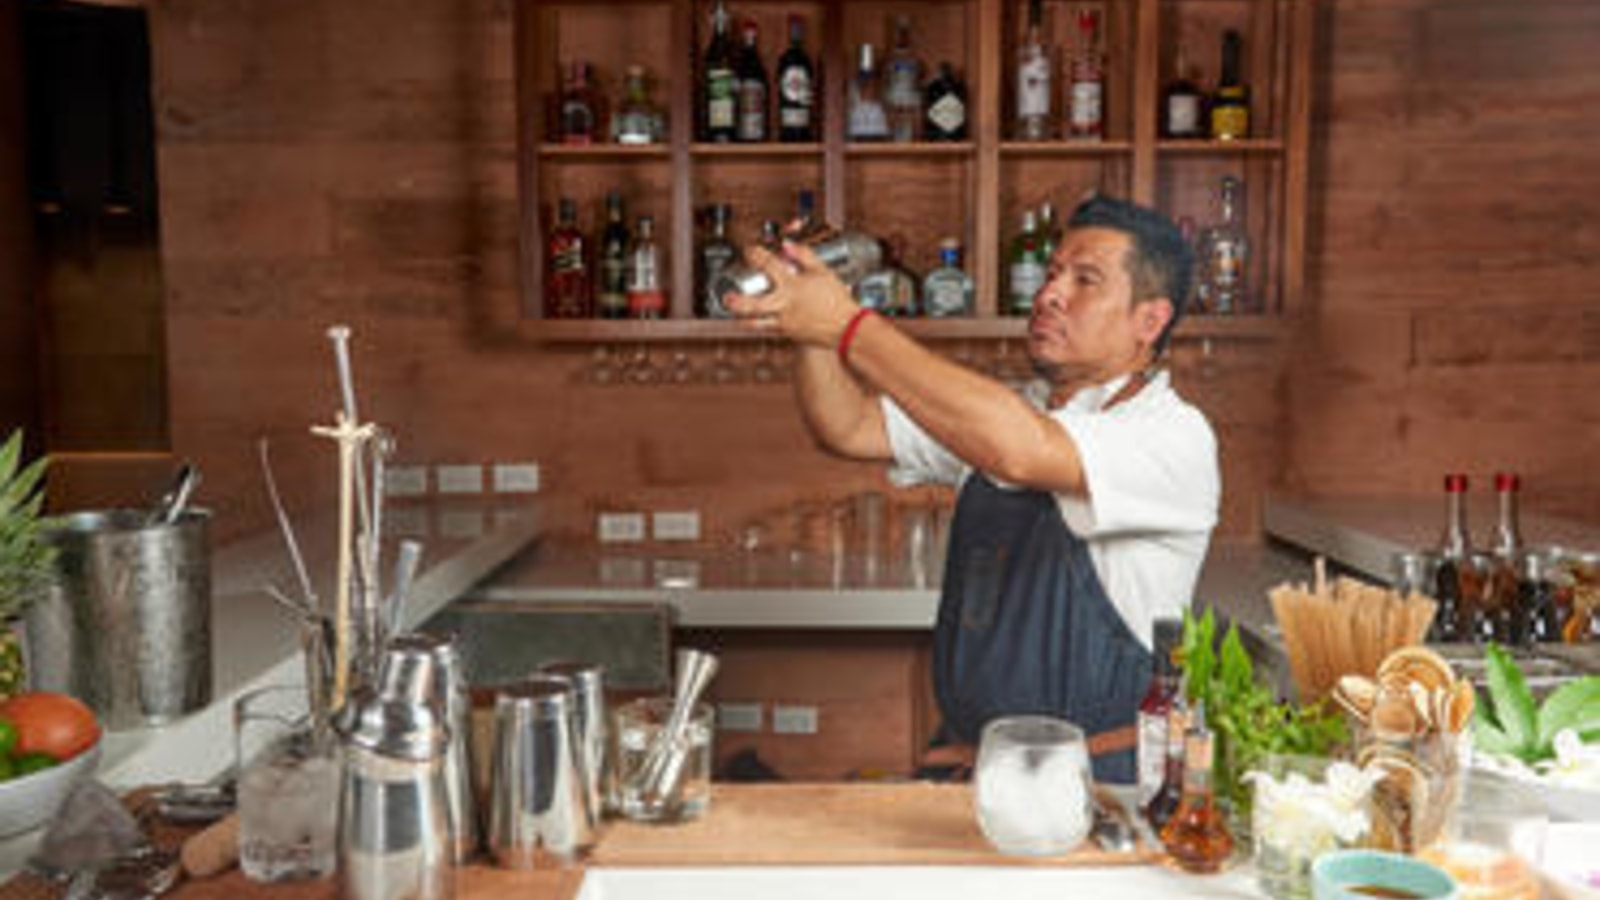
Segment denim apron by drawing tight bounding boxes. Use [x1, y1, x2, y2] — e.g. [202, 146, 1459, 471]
[933, 472, 1154, 783]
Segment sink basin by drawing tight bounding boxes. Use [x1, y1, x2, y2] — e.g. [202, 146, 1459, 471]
[576, 865, 1262, 900]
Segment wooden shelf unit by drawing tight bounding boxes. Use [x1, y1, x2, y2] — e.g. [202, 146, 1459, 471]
[514, 0, 1318, 341]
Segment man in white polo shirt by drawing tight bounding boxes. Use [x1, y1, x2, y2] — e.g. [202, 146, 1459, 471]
[727, 195, 1219, 782]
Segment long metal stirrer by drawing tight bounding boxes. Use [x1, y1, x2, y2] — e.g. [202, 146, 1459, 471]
[257, 438, 317, 611]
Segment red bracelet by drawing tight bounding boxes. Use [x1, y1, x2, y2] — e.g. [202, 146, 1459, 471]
[837, 308, 878, 365]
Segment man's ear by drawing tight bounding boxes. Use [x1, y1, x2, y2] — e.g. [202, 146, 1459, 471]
[1135, 297, 1175, 347]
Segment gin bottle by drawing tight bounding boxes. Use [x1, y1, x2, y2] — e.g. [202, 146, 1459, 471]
[1007, 209, 1047, 315]
[885, 15, 923, 143]
[921, 239, 973, 317]
[698, 204, 739, 318]
[1198, 176, 1247, 314]
[848, 44, 891, 141]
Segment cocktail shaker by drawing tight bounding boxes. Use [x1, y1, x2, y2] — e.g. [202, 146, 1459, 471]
[334, 682, 454, 900]
[382, 633, 480, 862]
[535, 661, 608, 818]
[710, 230, 882, 299]
[486, 676, 596, 868]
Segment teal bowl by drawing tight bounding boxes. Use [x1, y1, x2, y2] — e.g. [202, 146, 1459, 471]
[1312, 850, 1458, 900]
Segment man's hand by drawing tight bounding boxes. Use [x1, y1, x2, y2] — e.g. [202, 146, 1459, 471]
[725, 241, 860, 349]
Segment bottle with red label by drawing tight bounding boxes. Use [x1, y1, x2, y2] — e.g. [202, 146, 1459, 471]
[1136, 619, 1184, 807]
[626, 215, 667, 319]
[1066, 8, 1104, 140]
[544, 197, 591, 319]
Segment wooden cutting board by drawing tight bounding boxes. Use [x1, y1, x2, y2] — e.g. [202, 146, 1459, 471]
[592, 782, 1159, 867]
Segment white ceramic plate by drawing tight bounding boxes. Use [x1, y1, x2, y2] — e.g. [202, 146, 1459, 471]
[1541, 823, 1600, 900]
[0, 740, 103, 837]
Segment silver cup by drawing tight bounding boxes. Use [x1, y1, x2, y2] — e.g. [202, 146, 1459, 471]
[535, 661, 608, 819]
[487, 676, 595, 868]
[380, 633, 481, 862]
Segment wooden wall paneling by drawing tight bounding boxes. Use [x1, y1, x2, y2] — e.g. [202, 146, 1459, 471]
[0, 1, 38, 441]
[670, 0, 694, 320]
[514, 0, 546, 319]
[847, 158, 973, 277]
[822, 0, 846, 226]
[1246, 0, 1278, 137]
[1280, 0, 1314, 315]
[973, 0, 1002, 316]
[1130, 0, 1159, 204]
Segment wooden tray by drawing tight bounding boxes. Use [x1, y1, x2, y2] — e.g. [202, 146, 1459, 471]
[592, 783, 1158, 867]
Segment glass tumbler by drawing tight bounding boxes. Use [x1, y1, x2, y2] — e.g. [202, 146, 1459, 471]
[612, 697, 714, 823]
[974, 716, 1093, 856]
[1250, 754, 1375, 900]
[235, 685, 340, 882]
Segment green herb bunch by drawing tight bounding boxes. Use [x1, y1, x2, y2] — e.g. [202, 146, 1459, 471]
[0, 430, 55, 621]
[1179, 607, 1348, 815]
[1474, 642, 1600, 765]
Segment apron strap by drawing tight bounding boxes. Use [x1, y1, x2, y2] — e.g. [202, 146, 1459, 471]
[920, 723, 1139, 771]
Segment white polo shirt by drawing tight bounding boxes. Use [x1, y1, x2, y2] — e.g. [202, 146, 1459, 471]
[881, 369, 1220, 649]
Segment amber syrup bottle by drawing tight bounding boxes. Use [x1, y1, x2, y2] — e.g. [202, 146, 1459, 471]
[1143, 694, 1188, 832]
[1160, 700, 1233, 874]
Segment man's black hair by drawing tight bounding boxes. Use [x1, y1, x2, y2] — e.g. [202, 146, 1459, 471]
[1066, 194, 1193, 355]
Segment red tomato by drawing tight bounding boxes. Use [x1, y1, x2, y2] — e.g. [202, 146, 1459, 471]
[0, 692, 100, 761]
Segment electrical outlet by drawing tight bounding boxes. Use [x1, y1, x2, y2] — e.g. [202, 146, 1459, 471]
[652, 510, 701, 541]
[652, 558, 701, 588]
[387, 505, 430, 538]
[717, 702, 763, 733]
[492, 462, 541, 494]
[439, 509, 486, 539]
[772, 705, 818, 735]
[598, 512, 646, 543]
[435, 464, 484, 495]
[385, 465, 428, 497]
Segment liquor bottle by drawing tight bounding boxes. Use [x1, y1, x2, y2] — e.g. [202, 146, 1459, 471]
[702, 0, 738, 142]
[1429, 474, 1477, 643]
[1143, 697, 1188, 832]
[1209, 29, 1250, 141]
[1486, 472, 1524, 644]
[922, 239, 974, 317]
[793, 188, 820, 238]
[1160, 701, 1233, 874]
[612, 65, 666, 145]
[1038, 200, 1061, 261]
[626, 215, 666, 319]
[698, 204, 739, 319]
[776, 15, 817, 142]
[558, 62, 599, 145]
[885, 15, 923, 143]
[1519, 553, 1560, 645]
[1066, 8, 1104, 140]
[1015, 0, 1053, 140]
[596, 191, 630, 319]
[544, 197, 591, 318]
[734, 20, 770, 142]
[922, 62, 968, 142]
[853, 238, 917, 316]
[1197, 176, 1248, 314]
[1162, 43, 1205, 139]
[848, 44, 891, 141]
[1136, 619, 1183, 806]
[1007, 209, 1047, 315]
[1492, 472, 1523, 559]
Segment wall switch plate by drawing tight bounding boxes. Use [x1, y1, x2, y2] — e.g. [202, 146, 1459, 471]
[388, 506, 431, 538]
[717, 702, 764, 733]
[598, 512, 647, 543]
[492, 462, 541, 494]
[772, 705, 819, 735]
[385, 465, 428, 497]
[652, 510, 701, 542]
[436, 464, 484, 495]
[439, 509, 486, 539]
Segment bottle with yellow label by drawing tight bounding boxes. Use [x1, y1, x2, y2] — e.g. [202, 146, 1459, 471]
[1209, 30, 1250, 141]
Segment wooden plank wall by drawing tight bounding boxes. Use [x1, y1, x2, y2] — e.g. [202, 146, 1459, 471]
[1289, 0, 1600, 523]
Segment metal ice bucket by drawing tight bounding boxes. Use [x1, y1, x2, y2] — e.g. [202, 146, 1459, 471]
[24, 509, 212, 728]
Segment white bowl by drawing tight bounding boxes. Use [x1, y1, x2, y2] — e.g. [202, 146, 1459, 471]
[1475, 763, 1600, 823]
[0, 740, 103, 837]
[1541, 823, 1600, 900]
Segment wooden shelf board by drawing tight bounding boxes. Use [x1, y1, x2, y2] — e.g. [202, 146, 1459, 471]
[691, 143, 826, 159]
[844, 142, 977, 158]
[1156, 139, 1285, 155]
[522, 313, 1288, 343]
[999, 140, 1134, 157]
[536, 144, 671, 160]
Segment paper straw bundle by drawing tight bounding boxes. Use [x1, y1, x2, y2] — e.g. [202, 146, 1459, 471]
[1268, 558, 1438, 704]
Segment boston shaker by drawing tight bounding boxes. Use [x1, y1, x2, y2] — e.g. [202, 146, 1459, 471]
[385, 633, 481, 861]
[535, 661, 608, 818]
[334, 678, 454, 900]
[487, 676, 596, 868]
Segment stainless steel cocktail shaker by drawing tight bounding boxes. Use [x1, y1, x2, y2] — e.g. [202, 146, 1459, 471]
[383, 633, 481, 862]
[535, 661, 608, 818]
[710, 230, 882, 300]
[486, 676, 596, 868]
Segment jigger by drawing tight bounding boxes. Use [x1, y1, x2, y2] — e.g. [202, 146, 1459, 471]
[487, 676, 596, 868]
[381, 633, 481, 862]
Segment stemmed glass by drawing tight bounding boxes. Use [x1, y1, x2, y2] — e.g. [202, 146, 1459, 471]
[668, 345, 699, 384]
[708, 343, 743, 385]
[750, 342, 779, 384]
[625, 344, 660, 385]
[587, 345, 619, 386]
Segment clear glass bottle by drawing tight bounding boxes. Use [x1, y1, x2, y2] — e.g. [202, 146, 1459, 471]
[885, 15, 923, 143]
[558, 62, 599, 145]
[1136, 619, 1184, 807]
[1429, 473, 1477, 643]
[1066, 8, 1104, 140]
[1007, 209, 1047, 315]
[596, 191, 631, 319]
[1143, 696, 1188, 833]
[848, 44, 891, 141]
[626, 215, 666, 319]
[735, 19, 769, 143]
[698, 204, 739, 319]
[1198, 176, 1248, 314]
[1162, 43, 1205, 139]
[922, 239, 974, 317]
[1037, 200, 1060, 261]
[612, 65, 665, 145]
[545, 197, 591, 318]
[776, 15, 817, 142]
[702, 0, 738, 142]
[923, 62, 968, 142]
[1209, 29, 1250, 141]
[1160, 700, 1233, 874]
[853, 238, 917, 316]
[1015, 0, 1053, 140]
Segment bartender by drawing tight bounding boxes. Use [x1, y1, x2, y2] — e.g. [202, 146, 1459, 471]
[727, 195, 1219, 782]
